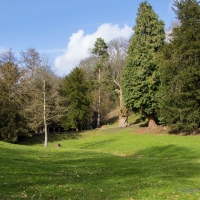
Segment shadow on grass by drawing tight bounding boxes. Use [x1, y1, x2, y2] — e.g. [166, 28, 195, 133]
[106, 116, 119, 125]
[80, 139, 117, 150]
[131, 117, 144, 125]
[101, 116, 119, 126]
[0, 143, 200, 199]
[132, 144, 198, 160]
[139, 121, 149, 127]
[18, 131, 83, 146]
[129, 115, 148, 127]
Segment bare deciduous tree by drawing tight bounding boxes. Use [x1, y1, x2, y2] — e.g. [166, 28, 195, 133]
[20, 48, 64, 147]
[107, 37, 130, 127]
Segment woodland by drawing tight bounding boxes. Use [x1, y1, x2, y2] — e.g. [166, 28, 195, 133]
[0, 0, 200, 146]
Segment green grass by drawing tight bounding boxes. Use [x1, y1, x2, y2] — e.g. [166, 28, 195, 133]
[1, 126, 200, 199]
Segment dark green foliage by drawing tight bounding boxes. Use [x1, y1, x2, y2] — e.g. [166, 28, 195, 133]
[159, 0, 200, 132]
[121, 2, 165, 122]
[0, 59, 28, 142]
[92, 38, 109, 62]
[59, 67, 92, 130]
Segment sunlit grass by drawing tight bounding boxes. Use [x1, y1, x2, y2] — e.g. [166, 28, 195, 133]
[1, 126, 200, 199]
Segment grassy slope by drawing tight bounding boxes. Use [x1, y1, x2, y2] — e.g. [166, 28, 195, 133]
[1, 125, 200, 200]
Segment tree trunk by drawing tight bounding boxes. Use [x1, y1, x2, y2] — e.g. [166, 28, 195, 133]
[147, 115, 157, 130]
[119, 115, 129, 127]
[44, 121, 48, 147]
[116, 89, 129, 127]
[97, 67, 101, 128]
[44, 80, 48, 147]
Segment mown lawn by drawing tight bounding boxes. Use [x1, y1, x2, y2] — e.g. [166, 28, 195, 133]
[1, 126, 200, 199]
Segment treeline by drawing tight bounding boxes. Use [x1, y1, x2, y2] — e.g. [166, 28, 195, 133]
[0, 38, 127, 144]
[122, 0, 200, 133]
[0, 0, 200, 144]
[0, 49, 65, 144]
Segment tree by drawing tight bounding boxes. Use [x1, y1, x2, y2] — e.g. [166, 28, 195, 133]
[78, 56, 98, 81]
[79, 55, 118, 127]
[21, 48, 63, 147]
[0, 49, 63, 144]
[59, 67, 92, 131]
[0, 50, 29, 142]
[121, 1, 165, 129]
[107, 37, 130, 127]
[158, 0, 200, 132]
[92, 38, 109, 128]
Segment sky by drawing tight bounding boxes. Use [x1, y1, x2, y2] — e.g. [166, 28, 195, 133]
[0, 0, 176, 76]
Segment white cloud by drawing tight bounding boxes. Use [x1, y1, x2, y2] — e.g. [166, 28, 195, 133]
[0, 47, 7, 54]
[55, 23, 133, 75]
[165, 29, 173, 43]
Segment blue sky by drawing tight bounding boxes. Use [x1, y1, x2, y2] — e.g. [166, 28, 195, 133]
[0, 0, 176, 75]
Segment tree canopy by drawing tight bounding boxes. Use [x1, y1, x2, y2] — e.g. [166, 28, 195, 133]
[0, 51, 29, 142]
[59, 67, 92, 131]
[158, 0, 200, 132]
[121, 1, 165, 129]
[0, 49, 62, 143]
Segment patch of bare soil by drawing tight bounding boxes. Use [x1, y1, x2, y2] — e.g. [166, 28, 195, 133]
[133, 125, 169, 134]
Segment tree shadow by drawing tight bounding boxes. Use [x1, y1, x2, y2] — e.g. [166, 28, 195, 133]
[139, 121, 149, 127]
[130, 115, 148, 127]
[80, 139, 117, 149]
[18, 131, 83, 146]
[131, 144, 198, 160]
[102, 116, 119, 125]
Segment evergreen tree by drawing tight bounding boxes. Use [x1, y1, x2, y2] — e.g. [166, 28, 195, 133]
[59, 67, 92, 131]
[121, 1, 165, 129]
[0, 51, 28, 142]
[159, 0, 200, 132]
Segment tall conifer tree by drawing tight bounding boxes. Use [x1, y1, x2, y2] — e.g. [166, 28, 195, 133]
[121, 1, 165, 129]
[92, 38, 109, 128]
[159, 0, 200, 132]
